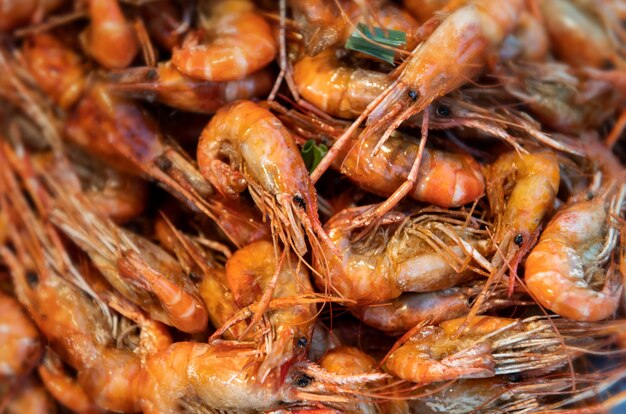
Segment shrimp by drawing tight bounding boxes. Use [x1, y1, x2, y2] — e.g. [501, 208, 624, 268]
[402, 0, 450, 23]
[383, 315, 623, 384]
[525, 189, 625, 321]
[0, 290, 42, 381]
[0, 0, 65, 31]
[107, 61, 274, 114]
[140, 0, 185, 50]
[293, 50, 391, 120]
[291, 0, 418, 57]
[197, 100, 332, 258]
[171, 0, 276, 81]
[311, 0, 524, 214]
[22, 33, 86, 109]
[223, 240, 317, 381]
[314, 206, 491, 302]
[349, 288, 473, 334]
[3, 376, 57, 414]
[486, 151, 560, 247]
[540, 0, 626, 69]
[81, 0, 139, 69]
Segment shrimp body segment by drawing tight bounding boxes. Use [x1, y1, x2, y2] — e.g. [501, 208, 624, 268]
[171, 0, 276, 81]
[198, 100, 326, 256]
[525, 198, 622, 321]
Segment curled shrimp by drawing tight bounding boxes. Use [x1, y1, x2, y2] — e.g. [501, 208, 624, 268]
[107, 61, 274, 114]
[525, 188, 625, 321]
[220, 240, 317, 381]
[384, 315, 624, 384]
[197, 100, 332, 257]
[80, 0, 139, 69]
[486, 151, 560, 247]
[0, 0, 65, 31]
[22, 33, 86, 109]
[0, 290, 42, 381]
[314, 206, 491, 302]
[171, 0, 276, 81]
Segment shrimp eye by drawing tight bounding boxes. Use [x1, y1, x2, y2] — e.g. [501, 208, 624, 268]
[505, 373, 522, 383]
[294, 374, 313, 388]
[296, 337, 308, 348]
[585, 191, 594, 201]
[26, 271, 39, 287]
[407, 89, 418, 101]
[146, 68, 159, 80]
[436, 104, 451, 117]
[155, 155, 173, 171]
[293, 194, 306, 209]
[514, 234, 523, 246]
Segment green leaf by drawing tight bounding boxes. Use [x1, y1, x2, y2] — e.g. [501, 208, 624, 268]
[345, 23, 407, 65]
[301, 140, 329, 173]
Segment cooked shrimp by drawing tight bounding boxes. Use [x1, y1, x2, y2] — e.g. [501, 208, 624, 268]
[171, 0, 276, 81]
[525, 188, 625, 321]
[197, 100, 332, 258]
[294, 50, 391, 120]
[107, 61, 273, 114]
[540, 0, 626, 69]
[500, 10, 550, 61]
[402, 0, 450, 23]
[22, 33, 86, 109]
[486, 151, 560, 247]
[314, 206, 491, 302]
[384, 315, 622, 384]
[337, 129, 485, 209]
[350, 288, 473, 334]
[0, 0, 65, 31]
[4, 376, 57, 414]
[0, 290, 42, 380]
[81, 0, 139, 69]
[311, 0, 524, 205]
[223, 240, 317, 380]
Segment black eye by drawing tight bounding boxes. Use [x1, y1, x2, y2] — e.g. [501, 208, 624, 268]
[26, 271, 39, 287]
[514, 234, 523, 246]
[586, 191, 594, 201]
[407, 89, 418, 101]
[293, 194, 306, 209]
[296, 337, 308, 348]
[155, 155, 173, 171]
[436, 104, 451, 117]
[146, 68, 159, 80]
[295, 374, 313, 388]
[505, 373, 522, 382]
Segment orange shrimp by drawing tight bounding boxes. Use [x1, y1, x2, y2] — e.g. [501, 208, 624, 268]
[107, 61, 274, 114]
[22, 33, 86, 109]
[223, 240, 317, 381]
[0, 290, 42, 381]
[525, 189, 625, 321]
[293, 49, 391, 120]
[486, 151, 560, 247]
[540, 0, 626, 69]
[336, 129, 485, 209]
[0, 0, 65, 31]
[171, 0, 276, 81]
[314, 206, 491, 302]
[81, 0, 139, 69]
[197, 100, 332, 258]
[383, 315, 622, 384]
[312, 0, 525, 183]
[402, 0, 450, 23]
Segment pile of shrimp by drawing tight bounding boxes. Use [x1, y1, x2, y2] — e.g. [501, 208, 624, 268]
[2, 0, 626, 412]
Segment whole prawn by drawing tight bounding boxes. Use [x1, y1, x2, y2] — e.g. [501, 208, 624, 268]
[525, 186, 625, 321]
[171, 0, 276, 81]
